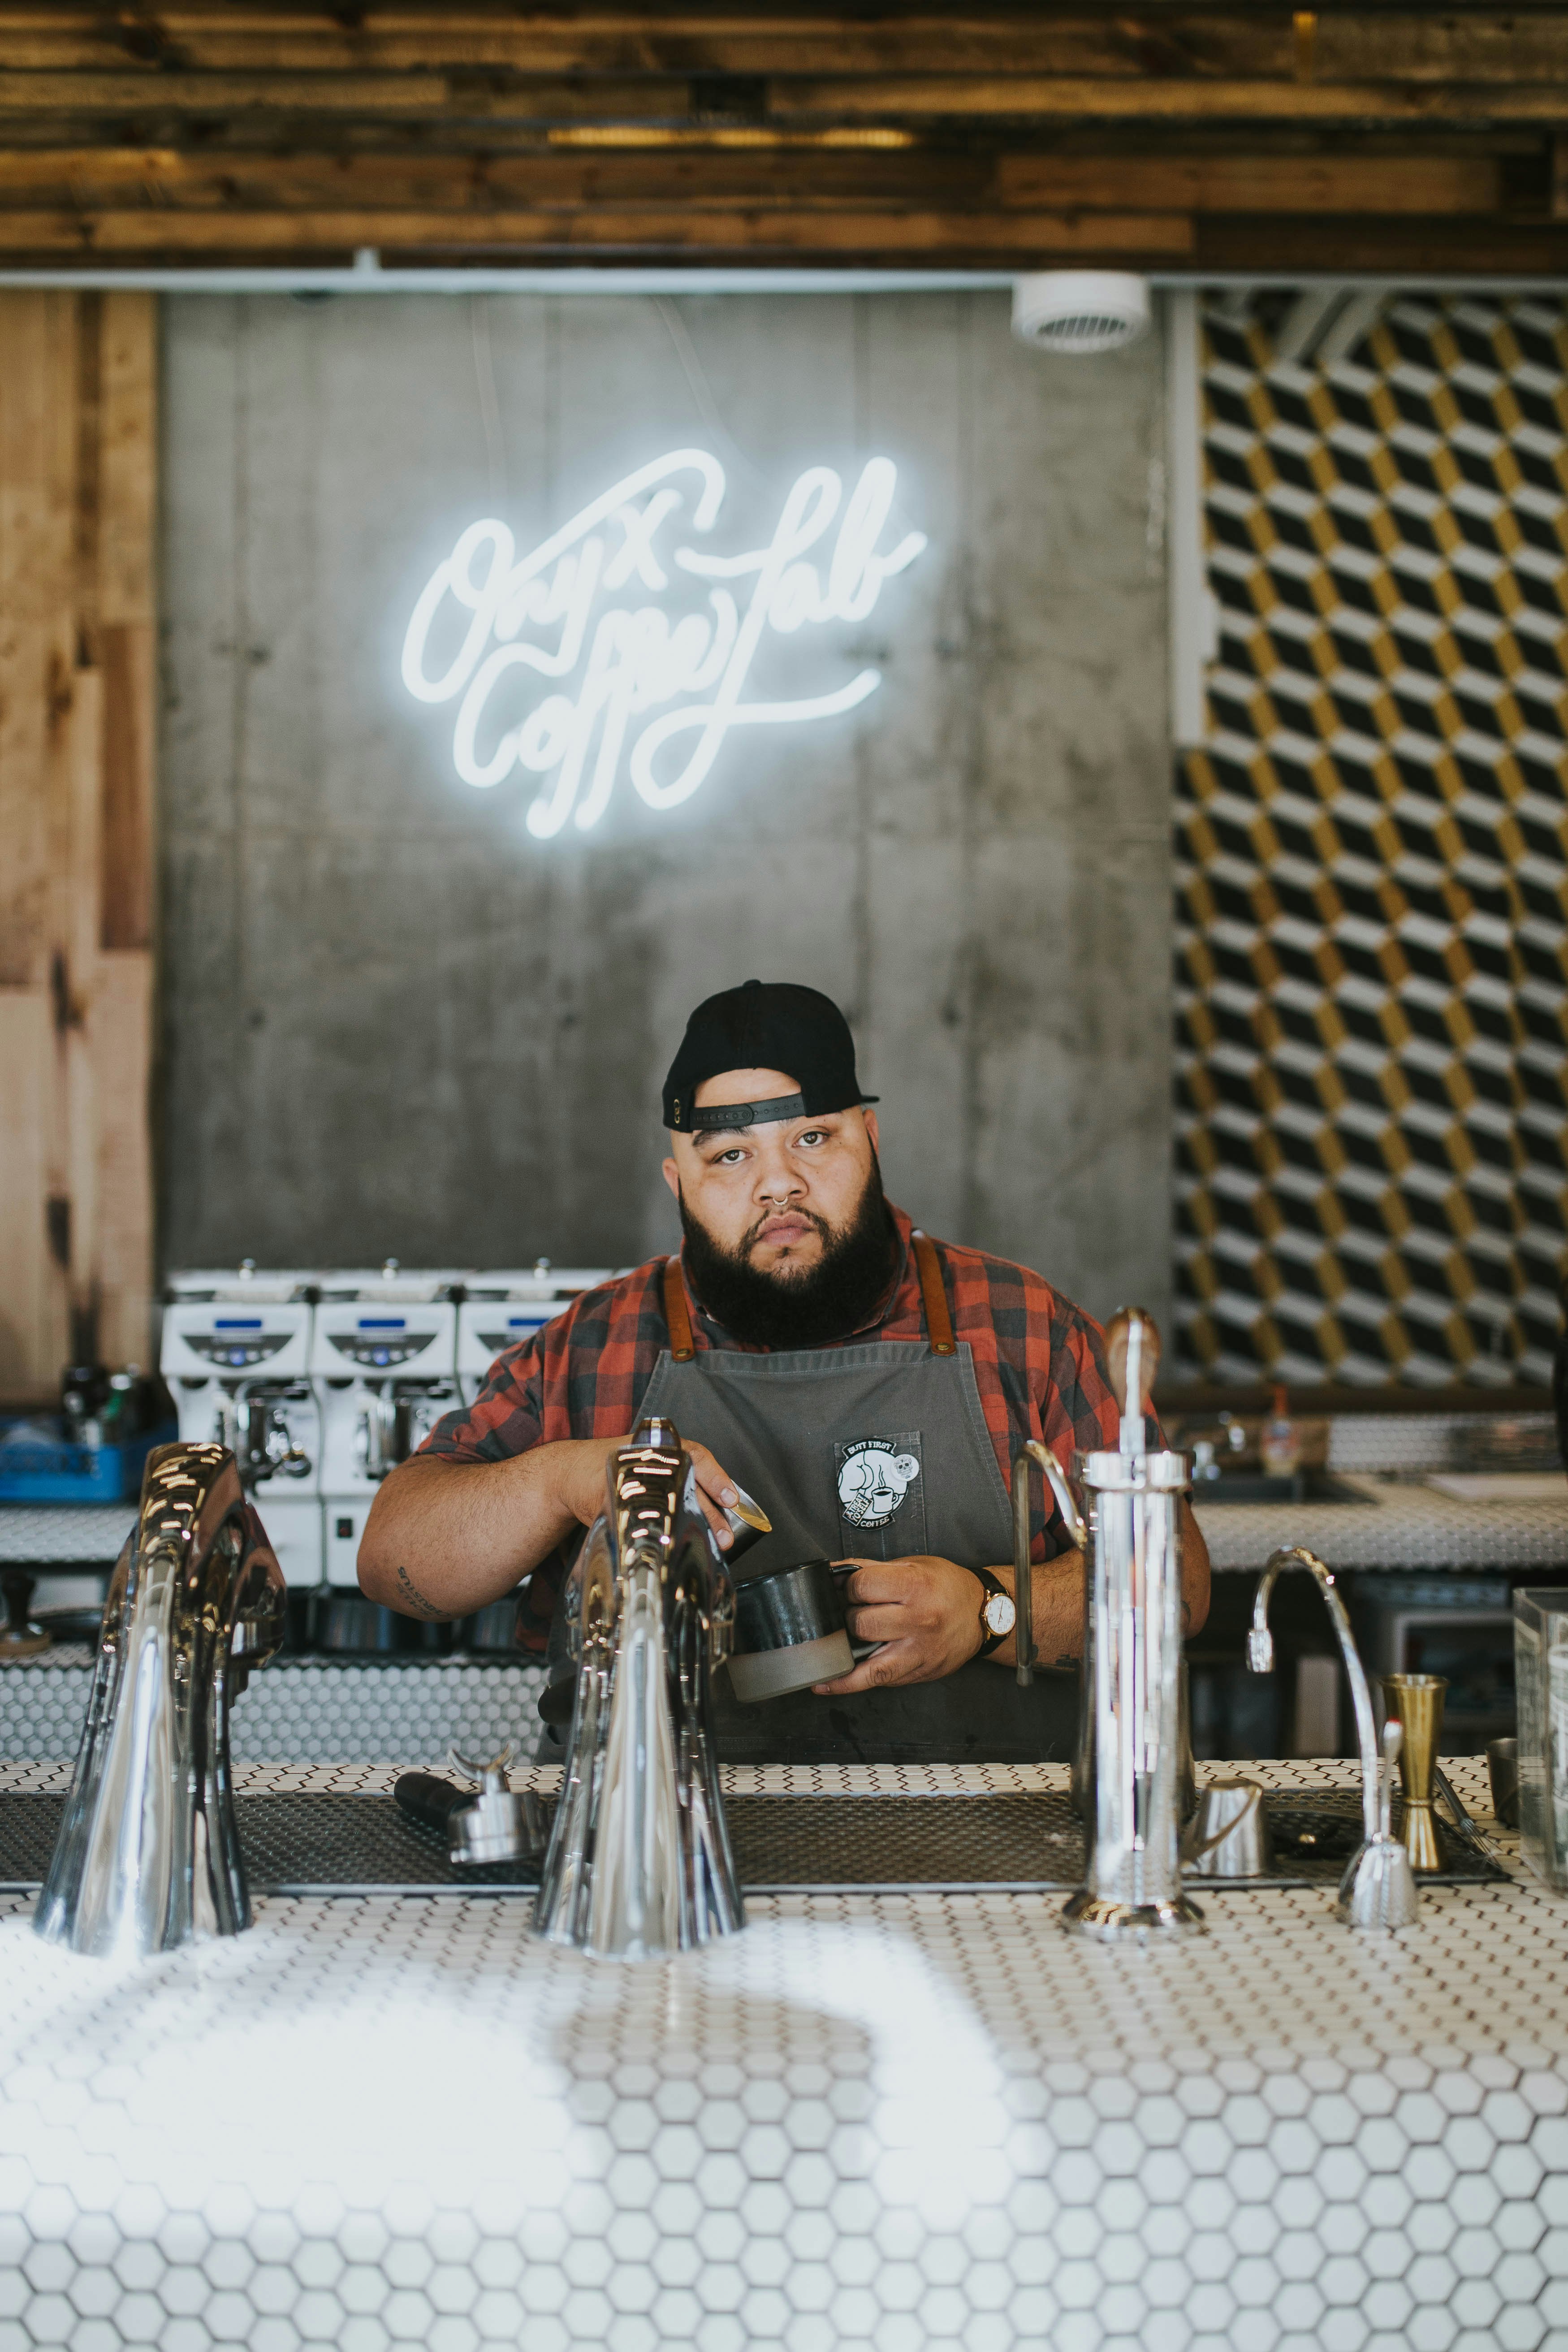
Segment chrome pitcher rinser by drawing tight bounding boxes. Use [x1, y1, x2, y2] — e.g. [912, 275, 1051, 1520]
[532, 1416, 744, 1959]
[35, 1442, 287, 1959]
[1249, 1545, 1419, 1931]
[1016, 1309, 1203, 1941]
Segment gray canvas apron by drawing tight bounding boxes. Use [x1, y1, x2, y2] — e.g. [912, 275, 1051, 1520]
[541, 1238, 1079, 1766]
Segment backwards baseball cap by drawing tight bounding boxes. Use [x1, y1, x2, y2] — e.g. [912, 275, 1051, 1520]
[662, 979, 877, 1133]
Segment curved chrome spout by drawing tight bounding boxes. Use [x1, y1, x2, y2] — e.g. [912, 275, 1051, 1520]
[35, 1442, 287, 1958]
[1249, 1547, 1418, 1931]
[1011, 1440, 1086, 1689]
[533, 1418, 743, 1959]
[1249, 1544, 1380, 1847]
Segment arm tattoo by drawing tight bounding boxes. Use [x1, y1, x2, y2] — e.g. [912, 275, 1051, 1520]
[395, 1564, 448, 1621]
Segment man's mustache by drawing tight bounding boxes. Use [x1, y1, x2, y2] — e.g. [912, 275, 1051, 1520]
[743, 1206, 831, 1253]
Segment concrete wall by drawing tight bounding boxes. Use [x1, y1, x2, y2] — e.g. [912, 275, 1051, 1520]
[160, 290, 1173, 1327]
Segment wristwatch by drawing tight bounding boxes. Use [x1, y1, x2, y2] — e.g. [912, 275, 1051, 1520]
[971, 1566, 1017, 1659]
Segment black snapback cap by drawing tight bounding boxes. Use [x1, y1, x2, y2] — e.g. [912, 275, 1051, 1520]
[663, 980, 877, 1133]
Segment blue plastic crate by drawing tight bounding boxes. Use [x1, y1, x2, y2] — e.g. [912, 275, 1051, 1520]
[0, 1420, 173, 1503]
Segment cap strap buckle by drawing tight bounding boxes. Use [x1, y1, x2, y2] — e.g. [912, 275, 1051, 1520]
[675, 1091, 808, 1133]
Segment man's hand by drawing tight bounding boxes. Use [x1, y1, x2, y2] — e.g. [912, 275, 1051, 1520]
[812, 1555, 985, 1694]
[545, 1434, 747, 1550]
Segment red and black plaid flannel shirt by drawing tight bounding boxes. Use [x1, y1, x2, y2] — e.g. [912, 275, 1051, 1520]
[421, 1202, 1121, 1653]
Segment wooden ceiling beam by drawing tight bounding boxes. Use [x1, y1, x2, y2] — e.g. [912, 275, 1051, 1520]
[0, 147, 1518, 221]
[996, 154, 1507, 214]
[0, 73, 676, 119]
[770, 76, 1568, 126]
[0, 204, 1564, 275]
[0, 204, 1198, 258]
[0, 73, 1568, 131]
[0, 114, 1533, 158]
[0, 148, 991, 208]
[1195, 216, 1568, 272]
[4, 13, 1568, 85]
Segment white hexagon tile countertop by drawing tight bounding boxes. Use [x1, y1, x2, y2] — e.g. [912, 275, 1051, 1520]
[1, 1757, 1567, 2352]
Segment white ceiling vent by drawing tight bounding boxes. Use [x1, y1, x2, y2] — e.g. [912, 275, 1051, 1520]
[1011, 271, 1152, 356]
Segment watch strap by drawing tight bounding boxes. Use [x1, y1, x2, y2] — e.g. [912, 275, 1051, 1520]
[970, 1564, 1013, 1659]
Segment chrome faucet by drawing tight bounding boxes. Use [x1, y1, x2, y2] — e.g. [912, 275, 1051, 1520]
[1027, 1310, 1204, 1941]
[1248, 1545, 1418, 1930]
[533, 1415, 743, 1959]
[34, 1442, 287, 1959]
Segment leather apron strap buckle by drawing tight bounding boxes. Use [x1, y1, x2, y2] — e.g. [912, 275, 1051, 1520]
[664, 1256, 697, 1362]
[911, 1230, 956, 1356]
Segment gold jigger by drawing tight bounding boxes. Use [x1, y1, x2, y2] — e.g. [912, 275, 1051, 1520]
[1382, 1674, 1447, 1872]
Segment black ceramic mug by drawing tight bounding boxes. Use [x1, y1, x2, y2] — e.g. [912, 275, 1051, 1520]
[728, 1558, 861, 1703]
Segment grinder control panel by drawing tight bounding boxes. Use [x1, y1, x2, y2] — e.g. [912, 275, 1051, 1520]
[327, 1319, 440, 1369]
[182, 1320, 296, 1369]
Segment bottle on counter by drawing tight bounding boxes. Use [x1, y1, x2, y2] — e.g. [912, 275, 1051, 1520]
[102, 1368, 137, 1442]
[1259, 1385, 1302, 1479]
[60, 1363, 109, 1448]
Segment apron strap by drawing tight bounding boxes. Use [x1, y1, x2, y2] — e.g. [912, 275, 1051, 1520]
[911, 1230, 956, 1356]
[663, 1256, 697, 1362]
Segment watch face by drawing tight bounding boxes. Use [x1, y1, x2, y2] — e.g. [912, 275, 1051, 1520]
[983, 1591, 1017, 1638]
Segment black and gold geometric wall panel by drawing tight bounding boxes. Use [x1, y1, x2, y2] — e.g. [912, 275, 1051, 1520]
[1175, 295, 1568, 1387]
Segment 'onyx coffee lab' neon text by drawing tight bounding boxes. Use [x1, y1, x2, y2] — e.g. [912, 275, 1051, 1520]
[401, 449, 926, 837]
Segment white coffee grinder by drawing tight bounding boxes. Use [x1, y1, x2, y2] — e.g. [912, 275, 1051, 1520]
[456, 1260, 614, 1404]
[311, 1262, 463, 1583]
[160, 1262, 324, 1587]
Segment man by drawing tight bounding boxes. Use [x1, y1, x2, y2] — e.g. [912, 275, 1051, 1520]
[360, 979, 1209, 1764]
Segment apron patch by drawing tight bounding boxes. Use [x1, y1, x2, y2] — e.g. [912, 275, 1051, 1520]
[835, 1432, 927, 1558]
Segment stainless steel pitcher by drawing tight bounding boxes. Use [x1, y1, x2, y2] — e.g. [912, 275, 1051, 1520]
[1022, 1309, 1203, 1941]
[532, 1415, 744, 1959]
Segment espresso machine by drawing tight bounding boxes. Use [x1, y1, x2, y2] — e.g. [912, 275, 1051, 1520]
[160, 1264, 324, 1588]
[456, 1261, 614, 1404]
[311, 1263, 463, 1584]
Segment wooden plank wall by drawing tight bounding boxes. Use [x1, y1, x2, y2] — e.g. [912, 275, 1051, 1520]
[0, 290, 155, 1402]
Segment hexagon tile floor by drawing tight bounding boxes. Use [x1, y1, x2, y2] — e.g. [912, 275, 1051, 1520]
[1, 1756, 1567, 2350]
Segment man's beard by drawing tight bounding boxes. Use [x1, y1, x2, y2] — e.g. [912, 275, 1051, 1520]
[679, 1159, 897, 1349]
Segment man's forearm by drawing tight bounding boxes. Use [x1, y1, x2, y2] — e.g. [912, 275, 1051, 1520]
[361, 1429, 748, 1622]
[359, 1446, 584, 1619]
[1180, 1498, 1211, 1639]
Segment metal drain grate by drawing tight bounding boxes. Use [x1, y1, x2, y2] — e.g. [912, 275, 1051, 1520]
[0, 1798, 61, 1888]
[728, 1793, 1084, 1892]
[0, 1788, 1506, 1897]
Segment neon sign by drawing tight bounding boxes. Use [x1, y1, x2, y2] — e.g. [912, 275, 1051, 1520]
[400, 448, 926, 836]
